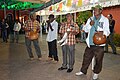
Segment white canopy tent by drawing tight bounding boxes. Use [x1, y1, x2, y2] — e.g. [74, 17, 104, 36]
[36, 0, 120, 23]
[36, 0, 120, 16]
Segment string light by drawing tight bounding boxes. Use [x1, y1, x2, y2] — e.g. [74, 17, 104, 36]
[0, 1, 43, 10]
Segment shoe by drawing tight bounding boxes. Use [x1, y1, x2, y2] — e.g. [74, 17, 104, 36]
[53, 60, 58, 63]
[93, 73, 99, 80]
[75, 71, 84, 76]
[46, 57, 53, 61]
[104, 51, 108, 53]
[58, 67, 67, 70]
[30, 58, 34, 61]
[113, 52, 117, 54]
[67, 68, 73, 73]
[38, 58, 42, 61]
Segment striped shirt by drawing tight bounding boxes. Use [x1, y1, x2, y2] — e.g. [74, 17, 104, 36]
[23, 19, 40, 37]
[59, 21, 79, 45]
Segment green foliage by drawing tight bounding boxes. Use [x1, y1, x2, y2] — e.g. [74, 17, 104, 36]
[113, 33, 120, 47]
[76, 11, 92, 26]
[56, 15, 66, 23]
[56, 10, 92, 25]
[0, 1, 43, 10]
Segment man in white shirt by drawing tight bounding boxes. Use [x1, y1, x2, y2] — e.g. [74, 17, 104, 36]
[13, 20, 21, 43]
[76, 5, 110, 80]
[46, 14, 59, 62]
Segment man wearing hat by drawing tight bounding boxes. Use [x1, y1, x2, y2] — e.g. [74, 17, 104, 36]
[58, 13, 79, 73]
[46, 14, 59, 62]
[76, 5, 110, 80]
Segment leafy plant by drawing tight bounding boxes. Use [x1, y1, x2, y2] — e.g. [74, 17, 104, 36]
[113, 33, 120, 47]
[56, 15, 66, 23]
[76, 11, 92, 26]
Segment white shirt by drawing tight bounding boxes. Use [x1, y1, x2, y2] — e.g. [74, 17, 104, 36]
[84, 14, 110, 47]
[82, 24, 86, 31]
[13, 22, 21, 31]
[46, 20, 58, 42]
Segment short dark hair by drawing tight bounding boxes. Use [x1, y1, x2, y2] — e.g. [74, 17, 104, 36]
[48, 14, 54, 19]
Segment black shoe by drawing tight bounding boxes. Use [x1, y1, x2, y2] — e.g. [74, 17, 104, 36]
[104, 51, 108, 53]
[58, 67, 67, 70]
[113, 52, 117, 54]
[67, 68, 73, 73]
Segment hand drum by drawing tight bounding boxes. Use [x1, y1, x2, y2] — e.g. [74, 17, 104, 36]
[93, 31, 106, 45]
[28, 31, 39, 40]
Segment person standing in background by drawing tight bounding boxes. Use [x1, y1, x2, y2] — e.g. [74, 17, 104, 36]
[13, 20, 21, 43]
[80, 21, 86, 42]
[105, 14, 117, 54]
[1, 19, 9, 43]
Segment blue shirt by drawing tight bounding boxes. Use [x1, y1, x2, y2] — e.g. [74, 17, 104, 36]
[89, 16, 101, 45]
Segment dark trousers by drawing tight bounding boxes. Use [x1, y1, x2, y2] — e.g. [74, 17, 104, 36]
[105, 33, 116, 53]
[81, 46, 104, 74]
[2, 30, 7, 42]
[48, 40, 58, 61]
[25, 37, 42, 58]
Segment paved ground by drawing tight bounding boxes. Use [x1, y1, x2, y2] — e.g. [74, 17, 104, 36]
[0, 34, 120, 80]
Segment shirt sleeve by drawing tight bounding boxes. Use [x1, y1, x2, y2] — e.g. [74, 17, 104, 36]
[53, 22, 58, 34]
[59, 22, 65, 34]
[84, 18, 92, 33]
[6, 23, 9, 28]
[18, 23, 21, 31]
[103, 18, 110, 37]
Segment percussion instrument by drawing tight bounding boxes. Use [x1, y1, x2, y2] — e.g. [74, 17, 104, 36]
[93, 31, 106, 45]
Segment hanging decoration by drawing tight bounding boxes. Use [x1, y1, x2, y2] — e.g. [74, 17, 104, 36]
[78, 0, 82, 7]
[49, 6, 53, 11]
[57, 2, 63, 12]
[66, 0, 72, 7]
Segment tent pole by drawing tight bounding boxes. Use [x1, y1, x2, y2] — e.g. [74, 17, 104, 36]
[60, 15, 62, 23]
[74, 12, 76, 22]
[4, 1, 6, 19]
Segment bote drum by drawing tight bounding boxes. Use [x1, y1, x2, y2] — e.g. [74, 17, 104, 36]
[28, 31, 39, 40]
[93, 31, 106, 45]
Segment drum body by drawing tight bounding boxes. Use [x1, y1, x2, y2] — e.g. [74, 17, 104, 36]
[93, 31, 106, 45]
[28, 31, 39, 40]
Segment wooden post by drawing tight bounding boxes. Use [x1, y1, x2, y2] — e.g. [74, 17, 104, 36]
[74, 12, 76, 22]
[4, 1, 6, 19]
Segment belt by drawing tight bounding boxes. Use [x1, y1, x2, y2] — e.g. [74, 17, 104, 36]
[90, 45, 104, 48]
[90, 45, 96, 47]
